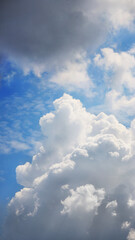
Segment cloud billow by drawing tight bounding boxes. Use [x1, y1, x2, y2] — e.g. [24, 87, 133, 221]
[1, 0, 135, 73]
[0, 0, 104, 70]
[3, 94, 135, 240]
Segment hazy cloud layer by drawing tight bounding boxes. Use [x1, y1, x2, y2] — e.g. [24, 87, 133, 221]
[3, 94, 135, 240]
[1, 0, 135, 73]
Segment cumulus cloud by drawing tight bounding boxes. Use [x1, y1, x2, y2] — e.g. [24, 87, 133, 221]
[3, 94, 135, 240]
[106, 200, 118, 216]
[93, 47, 135, 119]
[127, 229, 135, 240]
[127, 197, 135, 208]
[106, 200, 118, 209]
[104, 90, 135, 120]
[50, 53, 93, 94]
[94, 48, 135, 92]
[121, 221, 131, 230]
[61, 184, 105, 216]
[1, 0, 135, 74]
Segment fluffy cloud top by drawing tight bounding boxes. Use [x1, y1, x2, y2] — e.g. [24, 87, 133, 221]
[61, 184, 105, 216]
[3, 94, 135, 240]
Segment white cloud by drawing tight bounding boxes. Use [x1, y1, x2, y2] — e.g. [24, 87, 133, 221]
[106, 200, 118, 209]
[61, 184, 105, 216]
[121, 221, 131, 230]
[61, 184, 69, 190]
[39, 93, 92, 153]
[111, 211, 117, 217]
[128, 197, 135, 208]
[103, 90, 135, 120]
[94, 48, 135, 92]
[49, 158, 75, 174]
[16, 93, 135, 189]
[8, 188, 40, 217]
[106, 200, 118, 217]
[10, 140, 30, 151]
[50, 53, 94, 94]
[4, 94, 135, 239]
[93, 47, 135, 120]
[109, 151, 119, 158]
[127, 229, 135, 240]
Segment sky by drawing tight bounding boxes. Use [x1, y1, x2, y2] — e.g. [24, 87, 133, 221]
[1, 0, 135, 239]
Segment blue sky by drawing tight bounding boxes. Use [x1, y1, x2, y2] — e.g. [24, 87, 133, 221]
[1, 1, 135, 240]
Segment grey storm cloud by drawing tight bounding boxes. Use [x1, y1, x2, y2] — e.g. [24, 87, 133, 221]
[0, 0, 106, 68]
[3, 94, 135, 240]
[0, 0, 135, 71]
